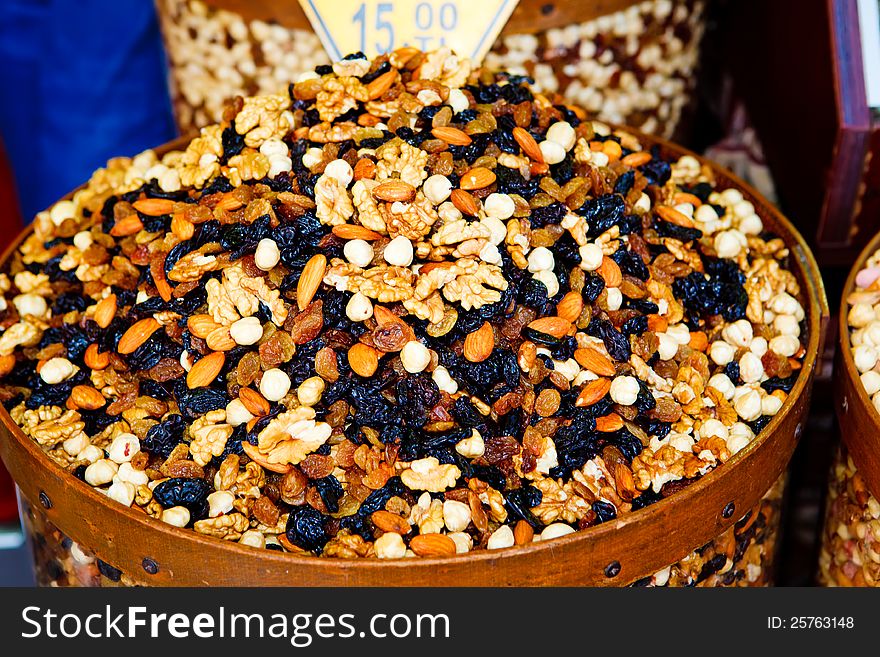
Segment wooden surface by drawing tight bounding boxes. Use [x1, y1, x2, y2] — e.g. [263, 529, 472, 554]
[0, 131, 828, 587]
[836, 230, 880, 499]
[205, 0, 646, 36]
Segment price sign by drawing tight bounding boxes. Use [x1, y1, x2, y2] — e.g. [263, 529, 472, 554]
[297, 0, 520, 64]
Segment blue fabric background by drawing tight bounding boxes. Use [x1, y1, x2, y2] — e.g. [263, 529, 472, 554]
[0, 1, 177, 221]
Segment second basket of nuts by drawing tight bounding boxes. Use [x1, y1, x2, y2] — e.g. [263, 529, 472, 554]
[0, 48, 825, 586]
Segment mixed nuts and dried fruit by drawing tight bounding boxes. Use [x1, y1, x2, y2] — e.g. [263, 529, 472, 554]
[0, 48, 807, 560]
[819, 250, 880, 587]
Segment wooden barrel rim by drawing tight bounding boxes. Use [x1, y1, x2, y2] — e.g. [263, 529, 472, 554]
[0, 129, 827, 586]
[200, 0, 649, 38]
[836, 230, 880, 499]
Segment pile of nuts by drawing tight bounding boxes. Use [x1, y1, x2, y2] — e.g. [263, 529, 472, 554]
[157, 0, 704, 137]
[0, 48, 806, 560]
[845, 258, 880, 410]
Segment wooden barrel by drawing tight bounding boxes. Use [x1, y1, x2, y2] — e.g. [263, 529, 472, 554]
[819, 231, 880, 586]
[155, 0, 706, 138]
[0, 129, 828, 587]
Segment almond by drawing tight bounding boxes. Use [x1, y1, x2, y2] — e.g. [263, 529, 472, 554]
[366, 69, 398, 100]
[597, 256, 622, 287]
[332, 224, 382, 241]
[530, 161, 549, 176]
[70, 385, 105, 410]
[371, 510, 411, 534]
[241, 442, 292, 474]
[513, 519, 534, 545]
[297, 253, 327, 311]
[353, 157, 377, 180]
[556, 291, 583, 323]
[450, 189, 480, 216]
[348, 343, 379, 377]
[459, 166, 496, 191]
[0, 354, 15, 378]
[672, 192, 703, 207]
[84, 344, 110, 370]
[93, 294, 117, 329]
[574, 347, 616, 376]
[526, 316, 572, 339]
[117, 318, 161, 354]
[513, 126, 544, 163]
[575, 378, 611, 407]
[133, 198, 175, 216]
[409, 533, 456, 557]
[186, 351, 225, 389]
[239, 387, 271, 417]
[463, 321, 494, 363]
[595, 413, 624, 432]
[206, 325, 236, 351]
[621, 151, 652, 167]
[187, 314, 220, 339]
[109, 215, 143, 237]
[171, 213, 195, 240]
[214, 192, 243, 212]
[614, 463, 636, 501]
[431, 126, 472, 146]
[373, 180, 415, 202]
[656, 205, 695, 228]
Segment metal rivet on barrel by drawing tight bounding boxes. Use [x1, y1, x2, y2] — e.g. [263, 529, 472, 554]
[722, 502, 735, 519]
[540, 3, 555, 15]
[38, 491, 52, 509]
[604, 561, 621, 578]
[141, 557, 159, 575]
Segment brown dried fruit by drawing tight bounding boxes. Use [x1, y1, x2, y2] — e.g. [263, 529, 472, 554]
[314, 346, 340, 382]
[463, 321, 494, 363]
[287, 300, 324, 345]
[409, 533, 456, 557]
[300, 453, 335, 479]
[186, 351, 225, 389]
[252, 495, 281, 526]
[117, 318, 161, 355]
[297, 253, 327, 311]
[0, 354, 15, 378]
[259, 330, 296, 368]
[535, 388, 561, 417]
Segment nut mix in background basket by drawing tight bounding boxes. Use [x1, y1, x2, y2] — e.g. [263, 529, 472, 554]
[0, 48, 807, 563]
[156, 0, 705, 137]
[819, 254, 880, 586]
